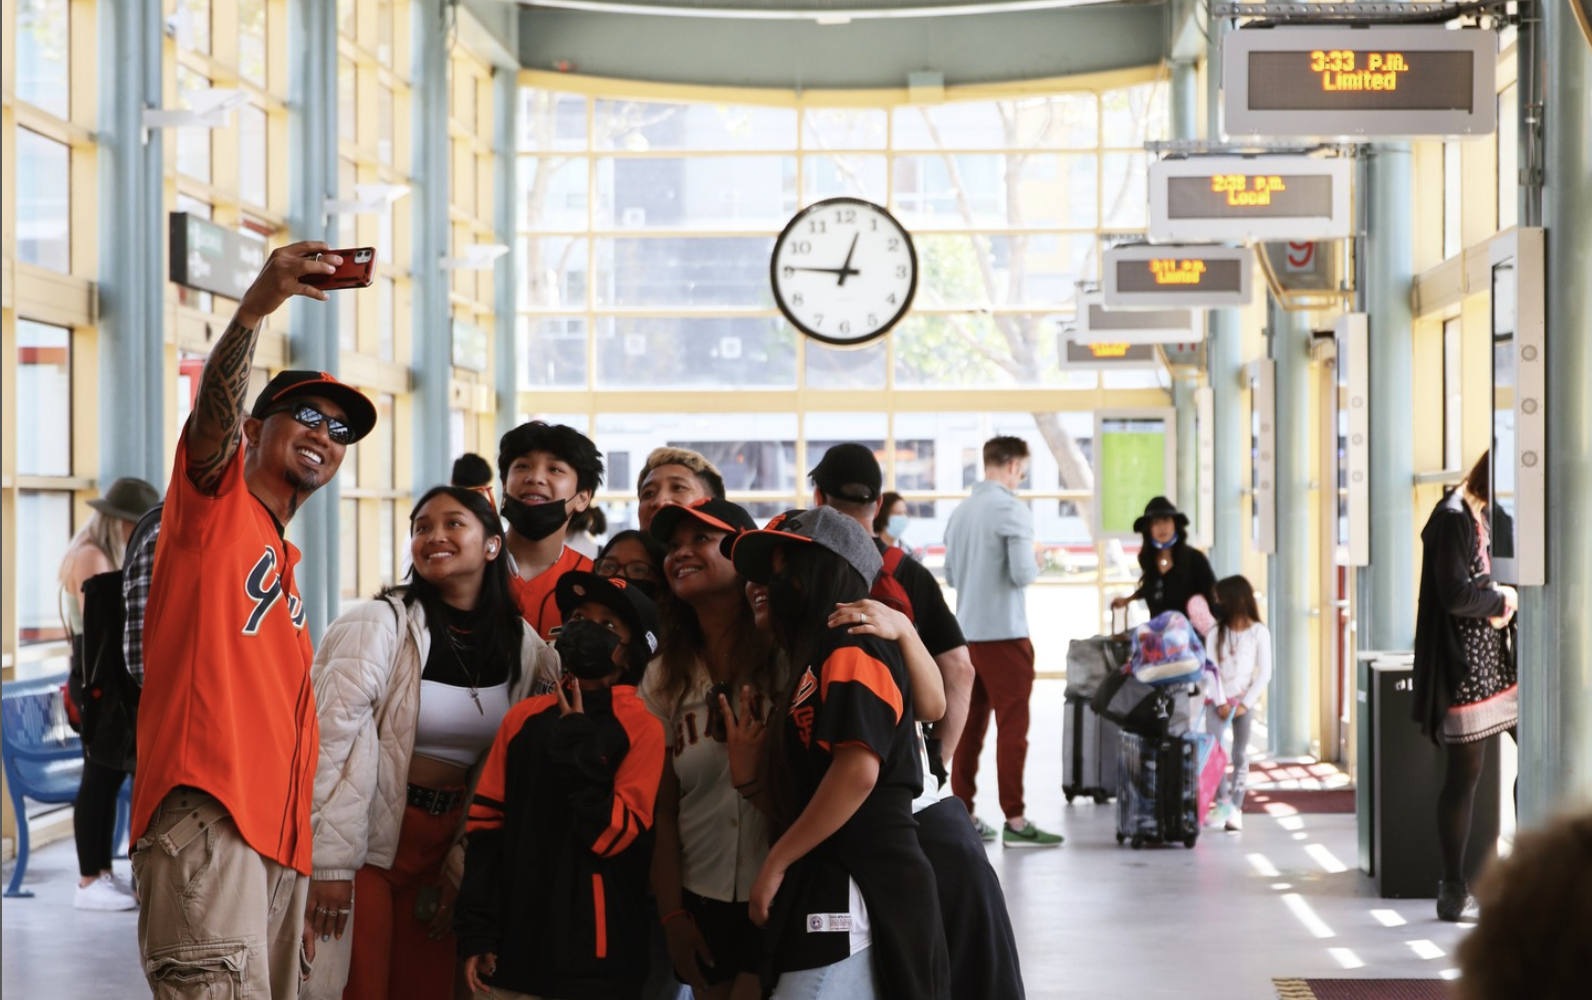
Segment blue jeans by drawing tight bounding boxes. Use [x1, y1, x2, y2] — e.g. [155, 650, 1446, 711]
[771, 948, 877, 1000]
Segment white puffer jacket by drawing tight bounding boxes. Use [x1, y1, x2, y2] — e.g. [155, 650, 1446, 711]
[308, 595, 559, 884]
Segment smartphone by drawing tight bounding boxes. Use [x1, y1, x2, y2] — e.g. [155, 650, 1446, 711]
[303, 247, 376, 290]
[413, 884, 441, 923]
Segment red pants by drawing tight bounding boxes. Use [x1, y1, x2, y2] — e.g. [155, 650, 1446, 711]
[346, 801, 461, 1000]
[950, 638, 1035, 821]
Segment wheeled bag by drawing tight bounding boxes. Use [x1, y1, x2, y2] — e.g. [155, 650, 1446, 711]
[1065, 634, 1131, 698]
[1115, 730, 1208, 849]
[1062, 688, 1121, 804]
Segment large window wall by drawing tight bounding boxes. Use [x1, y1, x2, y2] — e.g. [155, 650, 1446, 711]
[337, 0, 415, 605]
[516, 70, 1174, 642]
[3, 0, 100, 672]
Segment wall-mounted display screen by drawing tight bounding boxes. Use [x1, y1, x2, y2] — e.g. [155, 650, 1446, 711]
[1074, 291, 1202, 344]
[1223, 26, 1496, 138]
[1150, 156, 1351, 242]
[1104, 244, 1253, 308]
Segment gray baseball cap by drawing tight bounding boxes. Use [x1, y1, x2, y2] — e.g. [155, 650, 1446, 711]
[730, 506, 883, 587]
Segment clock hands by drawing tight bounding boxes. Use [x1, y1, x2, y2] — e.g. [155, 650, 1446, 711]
[789, 234, 862, 286]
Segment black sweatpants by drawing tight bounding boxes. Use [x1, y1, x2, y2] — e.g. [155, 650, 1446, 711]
[915, 796, 1027, 1000]
[73, 752, 127, 878]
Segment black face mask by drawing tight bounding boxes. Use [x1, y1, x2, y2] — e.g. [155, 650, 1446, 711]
[501, 495, 570, 542]
[556, 619, 626, 680]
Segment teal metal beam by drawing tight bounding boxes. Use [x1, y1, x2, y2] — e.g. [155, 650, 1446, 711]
[96, 0, 166, 489]
[414, 0, 454, 491]
[1267, 303, 1313, 757]
[1358, 142, 1415, 652]
[1205, 13, 1244, 577]
[287, 0, 341, 639]
[1519, 0, 1592, 823]
[494, 63, 520, 443]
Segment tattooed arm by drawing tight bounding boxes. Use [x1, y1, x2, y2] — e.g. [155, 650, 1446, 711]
[185, 242, 341, 494]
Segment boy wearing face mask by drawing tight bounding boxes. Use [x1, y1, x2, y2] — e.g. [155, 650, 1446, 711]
[455, 572, 666, 1000]
[497, 421, 606, 639]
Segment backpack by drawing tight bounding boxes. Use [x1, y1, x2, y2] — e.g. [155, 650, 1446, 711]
[1129, 611, 1207, 687]
[868, 546, 915, 624]
[78, 503, 162, 773]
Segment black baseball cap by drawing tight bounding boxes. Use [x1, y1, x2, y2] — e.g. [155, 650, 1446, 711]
[809, 443, 882, 504]
[648, 497, 758, 543]
[554, 571, 662, 657]
[250, 370, 378, 443]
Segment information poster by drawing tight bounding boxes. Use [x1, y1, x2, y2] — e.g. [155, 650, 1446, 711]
[1097, 414, 1172, 537]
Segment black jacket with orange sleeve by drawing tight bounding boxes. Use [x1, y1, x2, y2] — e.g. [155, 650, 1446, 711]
[455, 683, 666, 1000]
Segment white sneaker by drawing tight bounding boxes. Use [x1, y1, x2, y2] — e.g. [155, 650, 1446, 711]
[74, 874, 138, 911]
[1206, 803, 1231, 829]
[1224, 809, 1244, 832]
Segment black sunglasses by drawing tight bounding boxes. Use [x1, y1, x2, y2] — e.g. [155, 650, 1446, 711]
[264, 403, 354, 445]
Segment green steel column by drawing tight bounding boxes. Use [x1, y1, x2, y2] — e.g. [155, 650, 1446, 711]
[287, 0, 341, 640]
[1358, 143, 1416, 652]
[1519, 0, 1592, 822]
[494, 66, 520, 443]
[96, 0, 165, 487]
[1169, 58, 1201, 523]
[1206, 14, 1244, 576]
[1267, 303, 1314, 756]
[413, 0, 453, 489]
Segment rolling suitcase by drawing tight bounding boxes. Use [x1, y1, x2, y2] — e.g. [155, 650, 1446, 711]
[1062, 688, 1121, 804]
[1115, 730, 1207, 849]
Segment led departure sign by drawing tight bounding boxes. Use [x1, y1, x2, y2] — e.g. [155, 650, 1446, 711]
[1073, 291, 1202, 345]
[1149, 156, 1351, 242]
[1104, 245, 1253, 308]
[1224, 27, 1496, 139]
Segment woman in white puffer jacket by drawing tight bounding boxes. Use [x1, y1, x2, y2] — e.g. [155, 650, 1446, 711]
[301, 486, 559, 1000]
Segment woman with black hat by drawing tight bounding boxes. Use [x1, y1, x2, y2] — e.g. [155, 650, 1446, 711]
[1111, 496, 1217, 625]
[57, 476, 161, 911]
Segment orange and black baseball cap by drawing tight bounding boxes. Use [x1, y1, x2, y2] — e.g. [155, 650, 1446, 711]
[250, 370, 378, 443]
[729, 505, 883, 586]
[648, 496, 757, 544]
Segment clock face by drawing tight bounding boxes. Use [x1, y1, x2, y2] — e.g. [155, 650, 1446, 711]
[770, 198, 917, 348]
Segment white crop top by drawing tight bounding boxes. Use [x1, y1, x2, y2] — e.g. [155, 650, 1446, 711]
[412, 680, 511, 768]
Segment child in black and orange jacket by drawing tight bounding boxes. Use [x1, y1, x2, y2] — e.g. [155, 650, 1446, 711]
[455, 572, 666, 1000]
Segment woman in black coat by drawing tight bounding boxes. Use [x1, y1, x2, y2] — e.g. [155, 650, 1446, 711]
[1412, 453, 1519, 922]
[1111, 496, 1217, 625]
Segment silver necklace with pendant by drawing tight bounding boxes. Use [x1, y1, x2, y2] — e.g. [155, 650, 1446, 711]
[442, 626, 484, 714]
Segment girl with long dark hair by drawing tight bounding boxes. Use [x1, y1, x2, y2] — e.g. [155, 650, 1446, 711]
[729, 507, 951, 1000]
[303, 485, 559, 1000]
[1203, 575, 1272, 833]
[641, 497, 776, 1000]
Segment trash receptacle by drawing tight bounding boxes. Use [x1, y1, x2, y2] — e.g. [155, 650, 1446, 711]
[1359, 656, 1500, 898]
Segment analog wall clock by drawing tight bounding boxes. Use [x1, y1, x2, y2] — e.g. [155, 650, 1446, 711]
[770, 197, 917, 348]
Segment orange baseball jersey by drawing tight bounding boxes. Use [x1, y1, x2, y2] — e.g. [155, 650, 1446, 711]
[509, 545, 593, 639]
[132, 431, 319, 874]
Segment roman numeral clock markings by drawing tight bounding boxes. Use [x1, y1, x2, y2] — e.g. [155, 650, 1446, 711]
[770, 197, 917, 349]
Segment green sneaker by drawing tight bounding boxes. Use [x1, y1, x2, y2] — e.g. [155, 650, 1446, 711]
[971, 815, 999, 842]
[1003, 821, 1064, 849]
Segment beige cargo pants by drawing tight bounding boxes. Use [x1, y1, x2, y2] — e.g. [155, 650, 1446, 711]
[132, 788, 309, 999]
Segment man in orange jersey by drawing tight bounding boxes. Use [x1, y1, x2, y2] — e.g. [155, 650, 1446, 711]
[131, 242, 376, 1000]
[496, 421, 605, 639]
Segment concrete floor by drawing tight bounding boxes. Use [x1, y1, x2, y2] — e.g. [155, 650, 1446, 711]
[2, 680, 1474, 999]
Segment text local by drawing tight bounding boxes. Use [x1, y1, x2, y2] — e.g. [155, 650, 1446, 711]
[1210, 174, 1287, 207]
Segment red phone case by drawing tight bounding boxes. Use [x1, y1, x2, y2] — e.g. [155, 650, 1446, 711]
[303, 247, 376, 289]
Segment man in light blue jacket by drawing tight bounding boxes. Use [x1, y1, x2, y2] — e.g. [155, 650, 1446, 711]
[943, 436, 1062, 848]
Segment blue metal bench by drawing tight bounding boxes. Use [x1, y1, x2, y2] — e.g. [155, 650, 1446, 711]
[3, 673, 131, 898]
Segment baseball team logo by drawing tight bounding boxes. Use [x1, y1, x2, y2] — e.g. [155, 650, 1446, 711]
[243, 547, 307, 635]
